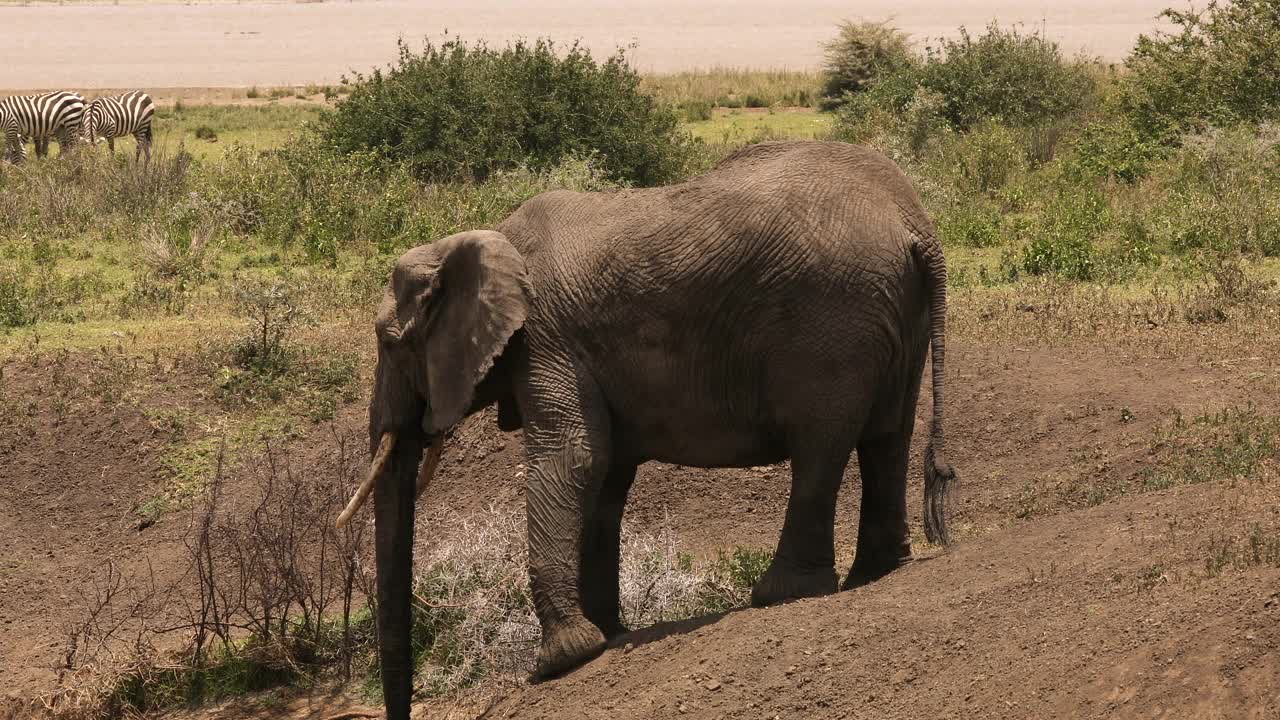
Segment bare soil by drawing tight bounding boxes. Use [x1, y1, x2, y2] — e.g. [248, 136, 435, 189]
[2, 332, 1278, 717]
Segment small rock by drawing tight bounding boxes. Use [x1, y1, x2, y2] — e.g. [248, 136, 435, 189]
[678, 703, 688, 714]
[705, 680, 721, 691]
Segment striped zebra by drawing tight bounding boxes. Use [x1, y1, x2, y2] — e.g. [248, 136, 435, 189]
[1, 106, 21, 164]
[0, 92, 86, 161]
[83, 91, 155, 164]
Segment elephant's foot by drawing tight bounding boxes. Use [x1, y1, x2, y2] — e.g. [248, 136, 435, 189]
[534, 615, 607, 681]
[841, 552, 911, 591]
[593, 617, 630, 642]
[750, 563, 837, 607]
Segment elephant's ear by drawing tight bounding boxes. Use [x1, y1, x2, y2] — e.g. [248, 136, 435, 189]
[377, 230, 529, 434]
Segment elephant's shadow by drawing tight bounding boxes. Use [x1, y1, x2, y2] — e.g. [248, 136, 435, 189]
[608, 606, 748, 655]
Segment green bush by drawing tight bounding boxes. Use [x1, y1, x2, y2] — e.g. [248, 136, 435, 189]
[820, 20, 915, 109]
[1153, 127, 1280, 256]
[0, 270, 35, 329]
[920, 22, 1094, 130]
[956, 121, 1024, 192]
[1066, 115, 1165, 183]
[937, 204, 1004, 248]
[1123, 0, 1280, 140]
[1021, 189, 1111, 280]
[832, 22, 1093, 151]
[680, 99, 714, 122]
[318, 37, 691, 185]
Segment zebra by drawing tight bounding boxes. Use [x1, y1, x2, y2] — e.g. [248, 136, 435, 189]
[1, 106, 21, 164]
[0, 91, 86, 161]
[82, 91, 155, 164]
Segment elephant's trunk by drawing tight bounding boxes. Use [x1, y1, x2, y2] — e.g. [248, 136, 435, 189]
[372, 427, 426, 720]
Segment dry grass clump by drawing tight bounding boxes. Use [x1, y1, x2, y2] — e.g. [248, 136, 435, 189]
[409, 506, 771, 697]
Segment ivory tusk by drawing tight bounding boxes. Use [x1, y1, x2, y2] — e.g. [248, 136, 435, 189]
[416, 436, 445, 499]
[335, 431, 397, 529]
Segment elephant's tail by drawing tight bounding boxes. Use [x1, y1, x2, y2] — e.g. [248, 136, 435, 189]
[912, 236, 957, 546]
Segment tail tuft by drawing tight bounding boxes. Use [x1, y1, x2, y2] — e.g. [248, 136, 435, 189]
[922, 442, 956, 545]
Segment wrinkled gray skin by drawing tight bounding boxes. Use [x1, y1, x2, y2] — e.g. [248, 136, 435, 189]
[369, 141, 956, 718]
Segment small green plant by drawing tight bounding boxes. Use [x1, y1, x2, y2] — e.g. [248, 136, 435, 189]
[193, 125, 218, 142]
[228, 276, 310, 376]
[1204, 523, 1280, 578]
[246, 86, 261, 99]
[1013, 482, 1040, 519]
[1135, 564, 1168, 592]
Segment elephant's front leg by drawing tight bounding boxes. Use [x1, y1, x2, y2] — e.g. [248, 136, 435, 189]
[581, 460, 638, 639]
[523, 370, 614, 679]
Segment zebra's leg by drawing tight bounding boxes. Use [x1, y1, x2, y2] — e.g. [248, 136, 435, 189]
[107, 137, 115, 154]
[35, 136, 47, 158]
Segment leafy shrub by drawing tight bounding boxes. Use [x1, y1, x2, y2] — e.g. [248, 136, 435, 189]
[820, 19, 915, 109]
[956, 121, 1024, 192]
[919, 22, 1095, 130]
[680, 99, 714, 122]
[1155, 126, 1280, 256]
[1021, 189, 1111, 280]
[900, 87, 949, 156]
[1123, 0, 1280, 140]
[0, 270, 35, 329]
[319, 38, 690, 185]
[1067, 115, 1165, 183]
[937, 204, 1004, 248]
[834, 84, 946, 159]
[193, 126, 218, 142]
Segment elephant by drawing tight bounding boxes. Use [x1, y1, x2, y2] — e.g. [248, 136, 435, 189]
[338, 140, 957, 719]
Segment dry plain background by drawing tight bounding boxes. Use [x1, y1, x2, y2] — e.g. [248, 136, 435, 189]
[0, 0, 1173, 87]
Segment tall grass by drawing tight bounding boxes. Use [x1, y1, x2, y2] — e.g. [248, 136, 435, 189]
[642, 67, 823, 110]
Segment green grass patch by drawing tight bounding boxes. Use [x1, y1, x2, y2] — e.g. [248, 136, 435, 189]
[1144, 406, 1280, 491]
[684, 108, 834, 144]
[643, 67, 822, 108]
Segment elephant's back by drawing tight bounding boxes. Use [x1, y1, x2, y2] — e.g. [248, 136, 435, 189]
[504, 141, 928, 264]
[498, 142, 931, 439]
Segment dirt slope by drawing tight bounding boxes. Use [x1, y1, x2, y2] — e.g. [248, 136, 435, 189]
[487, 477, 1280, 720]
[2, 337, 1278, 716]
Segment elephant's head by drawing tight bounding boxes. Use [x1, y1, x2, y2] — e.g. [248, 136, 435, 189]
[338, 230, 529, 720]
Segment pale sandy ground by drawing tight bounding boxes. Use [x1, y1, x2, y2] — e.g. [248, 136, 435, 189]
[0, 0, 1174, 89]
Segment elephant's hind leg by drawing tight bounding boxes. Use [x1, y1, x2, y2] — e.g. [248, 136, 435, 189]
[751, 429, 856, 607]
[843, 427, 914, 589]
[581, 459, 638, 640]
